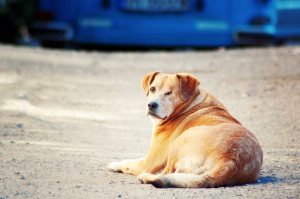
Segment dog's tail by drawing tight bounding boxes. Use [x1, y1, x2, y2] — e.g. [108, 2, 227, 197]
[149, 159, 260, 188]
[149, 160, 241, 188]
[150, 173, 219, 188]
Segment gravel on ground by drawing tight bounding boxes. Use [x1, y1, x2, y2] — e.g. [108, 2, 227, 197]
[0, 45, 299, 198]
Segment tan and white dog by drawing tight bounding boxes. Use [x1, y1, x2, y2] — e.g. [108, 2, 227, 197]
[108, 72, 263, 188]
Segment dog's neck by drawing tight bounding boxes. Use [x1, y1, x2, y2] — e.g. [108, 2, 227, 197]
[181, 88, 207, 114]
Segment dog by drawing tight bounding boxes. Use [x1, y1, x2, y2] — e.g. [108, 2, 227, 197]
[108, 72, 263, 188]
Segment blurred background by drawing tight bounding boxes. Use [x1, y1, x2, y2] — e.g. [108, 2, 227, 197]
[0, 0, 300, 50]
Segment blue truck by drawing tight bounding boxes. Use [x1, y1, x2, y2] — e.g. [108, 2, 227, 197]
[30, 0, 300, 47]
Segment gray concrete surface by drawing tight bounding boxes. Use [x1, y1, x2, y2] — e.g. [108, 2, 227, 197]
[0, 45, 299, 198]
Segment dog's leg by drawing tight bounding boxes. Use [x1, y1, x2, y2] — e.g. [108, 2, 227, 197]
[137, 173, 160, 184]
[108, 157, 146, 175]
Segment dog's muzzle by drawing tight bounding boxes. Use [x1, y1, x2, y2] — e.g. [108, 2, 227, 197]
[147, 102, 167, 120]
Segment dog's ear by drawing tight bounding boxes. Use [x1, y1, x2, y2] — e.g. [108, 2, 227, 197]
[176, 73, 200, 101]
[142, 71, 160, 96]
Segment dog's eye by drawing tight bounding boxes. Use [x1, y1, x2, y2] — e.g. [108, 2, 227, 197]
[165, 91, 172, 96]
[150, 87, 155, 92]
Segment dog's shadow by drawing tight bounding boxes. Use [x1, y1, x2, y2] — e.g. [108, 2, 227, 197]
[256, 176, 279, 184]
[222, 176, 279, 189]
[148, 176, 280, 189]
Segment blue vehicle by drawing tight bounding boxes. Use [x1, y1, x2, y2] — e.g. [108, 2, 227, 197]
[30, 0, 300, 47]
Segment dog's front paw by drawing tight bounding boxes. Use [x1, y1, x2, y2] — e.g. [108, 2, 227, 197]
[137, 173, 154, 184]
[108, 162, 121, 172]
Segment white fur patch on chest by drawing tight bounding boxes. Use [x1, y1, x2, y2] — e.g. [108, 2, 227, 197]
[151, 117, 162, 126]
[150, 118, 162, 135]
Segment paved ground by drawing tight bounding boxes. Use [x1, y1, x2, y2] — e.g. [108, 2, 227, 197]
[0, 45, 299, 198]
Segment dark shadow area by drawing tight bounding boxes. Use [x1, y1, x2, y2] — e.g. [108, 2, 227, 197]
[60, 43, 224, 52]
[256, 176, 279, 184]
[40, 41, 274, 52]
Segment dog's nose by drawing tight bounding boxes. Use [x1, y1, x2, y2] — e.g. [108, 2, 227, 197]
[148, 102, 158, 110]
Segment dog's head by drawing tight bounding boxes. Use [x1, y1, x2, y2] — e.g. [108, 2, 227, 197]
[142, 72, 200, 121]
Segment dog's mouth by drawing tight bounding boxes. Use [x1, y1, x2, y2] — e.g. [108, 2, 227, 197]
[148, 112, 167, 120]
